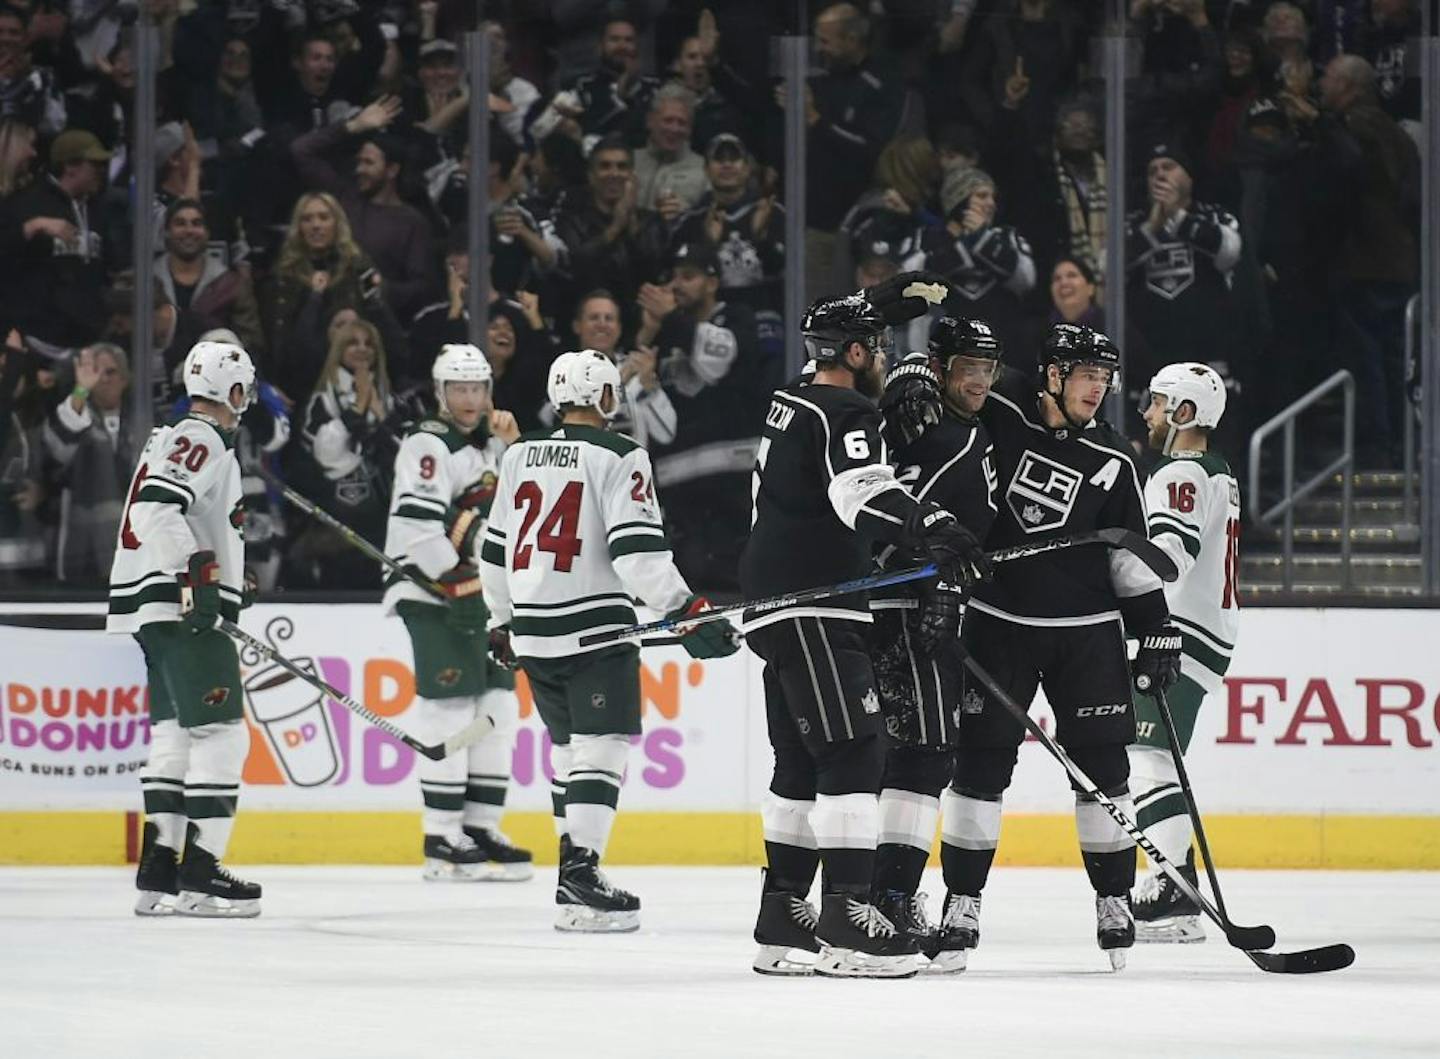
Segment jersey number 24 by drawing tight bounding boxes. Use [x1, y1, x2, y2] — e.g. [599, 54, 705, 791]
[512, 481, 584, 572]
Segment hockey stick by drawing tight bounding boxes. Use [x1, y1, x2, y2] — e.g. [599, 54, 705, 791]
[263, 470, 446, 599]
[957, 646, 1354, 974]
[581, 528, 1176, 649]
[219, 619, 492, 761]
[1145, 685, 1352, 973]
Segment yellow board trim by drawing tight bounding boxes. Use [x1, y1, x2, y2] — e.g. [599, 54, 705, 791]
[2, 812, 1438, 869]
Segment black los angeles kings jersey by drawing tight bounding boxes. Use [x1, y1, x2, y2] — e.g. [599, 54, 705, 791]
[973, 369, 1168, 632]
[740, 382, 919, 630]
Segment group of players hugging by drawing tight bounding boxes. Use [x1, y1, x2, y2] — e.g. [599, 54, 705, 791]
[110, 267, 1238, 981]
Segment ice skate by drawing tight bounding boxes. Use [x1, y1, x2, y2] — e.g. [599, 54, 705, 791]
[1097, 893, 1135, 970]
[133, 821, 179, 917]
[422, 832, 492, 881]
[752, 873, 821, 976]
[555, 842, 640, 933]
[928, 892, 981, 974]
[874, 889, 938, 955]
[462, 825, 535, 882]
[1133, 853, 1206, 944]
[813, 894, 919, 979]
[175, 825, 261, 918]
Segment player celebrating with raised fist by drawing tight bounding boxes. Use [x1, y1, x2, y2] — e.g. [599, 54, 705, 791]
[110, 339, 261, 918]
[1129, 363, 1239, 942]
[383, 344, 533, 882]
[480, 349, 739, 933]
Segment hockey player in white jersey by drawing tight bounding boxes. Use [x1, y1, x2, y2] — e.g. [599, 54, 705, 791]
[1129, 362, 1240, 942]
[383, 344, 533, 882]
[480, 349, 740, 932]
[109, 339, 261, 918]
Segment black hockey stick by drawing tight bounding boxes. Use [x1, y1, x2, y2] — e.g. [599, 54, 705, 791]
[1144, 683, 1355, 974]
[957, 646, 1354, 974]
[263, 470, 447, 599]
[219, 619, 492, 761]
[582, 528, 1176, 649]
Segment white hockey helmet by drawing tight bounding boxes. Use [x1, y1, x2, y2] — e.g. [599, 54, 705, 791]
[1148, 362, 1227, 431]
[183, 340, 255, 415]
[432, 343, 493, 416]
[547, 349, 622, 420]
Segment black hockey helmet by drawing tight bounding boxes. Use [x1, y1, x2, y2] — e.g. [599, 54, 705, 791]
[1039, 322, 1120, 392]
[929, 315, 1003, 367]
[802, 292, 890, 365]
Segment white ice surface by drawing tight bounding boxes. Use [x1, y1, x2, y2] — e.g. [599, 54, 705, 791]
[2, 866, 1435, 1059]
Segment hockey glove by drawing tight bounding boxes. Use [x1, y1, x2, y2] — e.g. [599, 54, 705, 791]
[904, 502, 992, 595]
[178, 550, 223, 633]
[445, 506, 483, 556]
[879, 352, 944, 449]
[912, 575, 965, 657]
[438, 562, 487, 637]
[1133, 624, 1183, 693]
[863, 269, 952, 325]
[488, 625, 518, 670]
[241, 566, 260, 610]
[666, 594, 742, 659]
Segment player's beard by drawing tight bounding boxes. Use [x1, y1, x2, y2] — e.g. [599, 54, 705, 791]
[855, 355, 884, 400]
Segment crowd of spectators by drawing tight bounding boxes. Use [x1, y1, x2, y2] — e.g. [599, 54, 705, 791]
[0, 0, 1423, 594]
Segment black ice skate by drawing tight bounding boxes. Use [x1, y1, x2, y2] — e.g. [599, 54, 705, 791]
[176, 824, 261, 918]
[1096, 893, 1136, 971]
[1133, 852, 1205, 944]
[555, 842, 640, 933]
[813, 893, 919, 979]
[133, 821, 179, 917]
[462, 825, 536, 882]
[929, 892, 981, 974]
[422, 832, 490, 881]
[874, 889, 938, 955]
[752, 872, 821, 976]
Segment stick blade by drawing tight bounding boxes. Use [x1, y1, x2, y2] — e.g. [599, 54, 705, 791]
[1224, 923, 1278, 951]
[440, 715, 496, 758]
[1097, 528, 1180, 582]
[1245, 943, 1355, 975]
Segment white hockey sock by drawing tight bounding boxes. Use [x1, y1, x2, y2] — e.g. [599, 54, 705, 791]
[811, 792, 878, 852]
[462, 696, 515, 832]
[549, 741, 573, 838]
[141, 720, 189, 850]
[761, 793, 817, 850]
[940, 787, 1002, 853]
[1075, 792, 1138, 855]
[879, 788, 940, 852]
[1130, 746, 1194, 865]
[415, 696, 471, 838]
[184, 720, 248, 860]
[565, 734, 629, 857]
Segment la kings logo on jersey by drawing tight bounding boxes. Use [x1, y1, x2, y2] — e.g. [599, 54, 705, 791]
[1145, 244, 1195, 300]
[1006, 450, 1082, 533]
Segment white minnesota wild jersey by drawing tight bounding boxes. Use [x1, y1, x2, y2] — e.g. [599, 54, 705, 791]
[107, 414, 245, 633]
[480, 424, 692, 659]
[1145, 450, 1241, 691]
[383, 418, 508, 613]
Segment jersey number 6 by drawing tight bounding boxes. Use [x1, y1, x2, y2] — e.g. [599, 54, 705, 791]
[512, 481, 584, 572]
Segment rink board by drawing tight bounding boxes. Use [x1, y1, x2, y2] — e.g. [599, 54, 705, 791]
[2, 603, 1439, 867]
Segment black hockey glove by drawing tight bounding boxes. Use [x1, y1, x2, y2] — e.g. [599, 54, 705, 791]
[903, 502, 992, 595]
[439, 562, 486, 637]
[178, 550, 223, 633]
[880, 352, 944, 449]
[1133, 624, 1183, 693]
[912, 574, 964, 657]
[863, 269, 952, 325]
[666, 594, 742, 659]
[488, 625, 518, 670]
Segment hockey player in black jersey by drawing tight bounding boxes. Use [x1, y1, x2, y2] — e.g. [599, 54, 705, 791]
[740, 282, 991, 979]
[938, 323, 1182, 971]
[867, 316, 1001, 962]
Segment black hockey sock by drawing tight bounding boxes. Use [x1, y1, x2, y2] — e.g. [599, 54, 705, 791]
[764, 840, 820, 894]
[1082, 848, 1136, 897]
[820, 846, 875, 895]
[874, 842, 929, 896]
[940, 841, 995, 897]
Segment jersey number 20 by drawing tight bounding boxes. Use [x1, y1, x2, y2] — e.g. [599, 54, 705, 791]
[512, 481, 583, 572]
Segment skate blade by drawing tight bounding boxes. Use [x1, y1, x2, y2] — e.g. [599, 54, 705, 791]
[1106, 947, 1129, 972]
[1136, 915, 1206, 944]
[134, 891, 176, 917]
[924, 949, 969, 975]
[814, 945, 918, 979]
[752, 944, 819, 976]
[423, 858, 534, 882]
[554, 906, 640, 933]
[175, 892, 261, 919]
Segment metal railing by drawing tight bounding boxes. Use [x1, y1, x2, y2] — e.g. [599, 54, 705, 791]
[1247, 370, 1355, 591]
